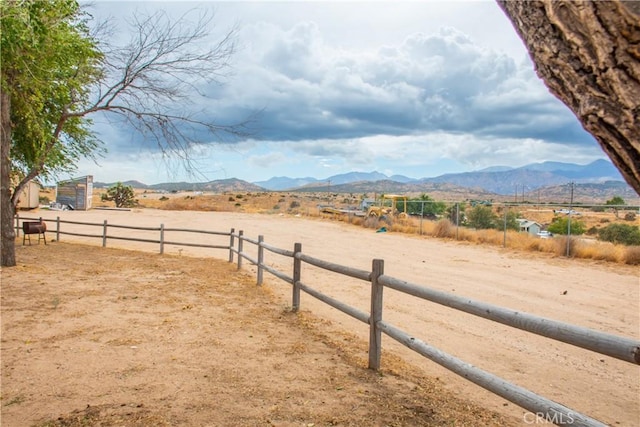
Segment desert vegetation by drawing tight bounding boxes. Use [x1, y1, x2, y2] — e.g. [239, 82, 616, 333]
[80, 188, 640, 265]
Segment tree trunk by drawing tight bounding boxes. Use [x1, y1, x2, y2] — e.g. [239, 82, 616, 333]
[1, 87, 16, 267]
[497, 0, 640, 195]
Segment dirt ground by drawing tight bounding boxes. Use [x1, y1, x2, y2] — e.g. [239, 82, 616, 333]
[2, 208, 639, 426]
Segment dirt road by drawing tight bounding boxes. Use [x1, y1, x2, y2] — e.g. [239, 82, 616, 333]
[13, 208, 640, 425]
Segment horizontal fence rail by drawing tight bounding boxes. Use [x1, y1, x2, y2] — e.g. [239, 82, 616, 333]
[14, 212, 639, 426]
[377, 321, 607, 427]
[378, 275, 640, 364]
[15, 214, 234, 258]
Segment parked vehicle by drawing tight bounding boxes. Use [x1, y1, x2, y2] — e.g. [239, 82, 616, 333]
[366, 194, 409, 219]
[537, 231, 553, 239]
[554, 209, 581, 215]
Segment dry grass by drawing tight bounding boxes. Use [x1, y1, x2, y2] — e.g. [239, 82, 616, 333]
[87, 189, 640, 265]
[5, 242, 513, 427]
[622, 245, 640, 265]
[432, 219, 456, 238]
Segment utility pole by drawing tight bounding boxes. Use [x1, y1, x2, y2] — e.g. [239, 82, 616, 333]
[566, 182, 575, 257]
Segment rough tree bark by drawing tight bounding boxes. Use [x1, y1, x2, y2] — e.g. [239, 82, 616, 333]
[1, 87, 16, 267]
[497, 0, 640, 195]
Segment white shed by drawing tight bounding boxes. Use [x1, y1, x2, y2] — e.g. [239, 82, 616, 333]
[16, 181, 41, 209]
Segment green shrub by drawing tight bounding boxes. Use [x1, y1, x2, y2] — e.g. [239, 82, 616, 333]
[598, 223, 640, 246]
[101, 182, 137, 208]
[547, 216, 586, 235]
[467, 205, 497, 230]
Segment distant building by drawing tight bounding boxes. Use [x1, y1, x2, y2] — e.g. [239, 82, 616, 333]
[56, 175, 93, 210]
[16, 180, 41, 209]
[516, 219, 542, 235]
[360, 198, 376, 211]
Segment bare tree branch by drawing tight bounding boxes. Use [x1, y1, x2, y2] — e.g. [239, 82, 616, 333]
[82, 7, 253, 172]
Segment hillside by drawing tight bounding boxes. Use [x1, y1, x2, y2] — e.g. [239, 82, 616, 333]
[93, 160, 639, 204]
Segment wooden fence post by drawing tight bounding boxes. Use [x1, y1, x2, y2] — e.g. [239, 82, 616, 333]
[159, 223, 165, 254]
[237, 230, 244, 270]
[257, 235, 264, 286]
[292, 242, 302, 312]
[15, 213, 20, 238]
[56, 216, 60, 241]
[455, 203, 459, 240]
[228, 228, 235, 263]
[369, 258, 384, 370]
[102, 220, 108, 247]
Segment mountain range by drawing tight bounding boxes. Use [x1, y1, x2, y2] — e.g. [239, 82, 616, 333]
[253, 160, 624, 193]
[95, 160, 639, 202]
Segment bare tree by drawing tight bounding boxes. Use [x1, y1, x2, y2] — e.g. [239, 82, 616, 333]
[89, 10, 252, 155]
[497, 0, 640, 195]
[1, 6, 253, 267]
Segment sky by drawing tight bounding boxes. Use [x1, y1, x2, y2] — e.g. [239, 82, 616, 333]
[69, 0, 610, 185]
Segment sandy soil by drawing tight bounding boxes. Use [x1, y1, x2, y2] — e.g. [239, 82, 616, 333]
[3, 208, 639, 426]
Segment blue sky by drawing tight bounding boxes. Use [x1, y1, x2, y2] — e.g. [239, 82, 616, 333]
[71, 1, 609, 185]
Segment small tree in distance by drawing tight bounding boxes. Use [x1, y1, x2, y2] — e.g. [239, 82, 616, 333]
[467, 205, 497, 230]
[605, 196, 626, 219]
[547, 216, 586, 236]
[101, 182, 137, 208]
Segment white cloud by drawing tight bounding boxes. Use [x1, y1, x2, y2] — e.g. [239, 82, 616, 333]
[70, 1, 606, 185]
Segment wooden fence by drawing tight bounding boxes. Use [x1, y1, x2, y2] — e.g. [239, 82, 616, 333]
[15, 214, 640, 427]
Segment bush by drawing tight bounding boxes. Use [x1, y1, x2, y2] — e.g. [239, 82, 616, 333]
[624, 212, 637, 221]
[101, 182, 137, 208]
[554, 236, 579, 257]
[467, 206, 497, 230]
[432, 219, 455, 238]
[623, 246, 640, 265]
[363, 215, 392, 229]
[547, 216, 586, 235]
[598, 223, 640, 246]
[289, 201, 300, 209]
[503, 210, 520, 231]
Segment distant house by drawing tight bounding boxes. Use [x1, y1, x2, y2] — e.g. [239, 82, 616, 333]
[517, 219, 542, 235]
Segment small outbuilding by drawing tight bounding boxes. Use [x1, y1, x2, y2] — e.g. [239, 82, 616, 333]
[16, 180, 41, 210]
[56, 175, 93, 210]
